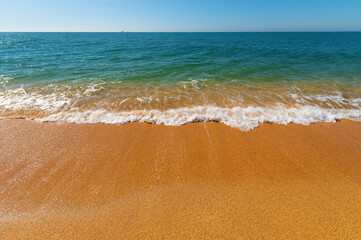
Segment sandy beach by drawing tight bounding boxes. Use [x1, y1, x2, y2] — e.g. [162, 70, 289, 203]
[0, 119, 361, 239]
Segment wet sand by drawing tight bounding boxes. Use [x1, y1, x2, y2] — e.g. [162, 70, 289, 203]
[0, 119, 361, 239]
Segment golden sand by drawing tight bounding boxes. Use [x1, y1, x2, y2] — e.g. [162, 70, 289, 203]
[0, 119, 361, 239]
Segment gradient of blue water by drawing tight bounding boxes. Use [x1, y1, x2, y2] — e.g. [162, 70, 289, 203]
[1, 33, 361, 130]
[1, 32, 361, 87]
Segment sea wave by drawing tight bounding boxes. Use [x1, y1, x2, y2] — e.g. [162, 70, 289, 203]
[1, 80, 361, 130]
[31, 106, 361, 131]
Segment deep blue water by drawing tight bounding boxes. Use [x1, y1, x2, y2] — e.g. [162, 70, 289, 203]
[1, 32, 361, 84]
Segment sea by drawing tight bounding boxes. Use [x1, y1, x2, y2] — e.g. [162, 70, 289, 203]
[1, 32, 361, 130]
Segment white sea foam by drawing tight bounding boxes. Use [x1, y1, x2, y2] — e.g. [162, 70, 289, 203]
[0, 89, 70, 111]
[35, 105, 361, 131]
[1, 82, 361, 131]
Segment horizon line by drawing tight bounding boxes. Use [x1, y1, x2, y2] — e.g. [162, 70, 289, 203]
[1, 30, 361, 33]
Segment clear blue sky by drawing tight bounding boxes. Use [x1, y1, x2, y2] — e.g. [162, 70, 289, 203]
[1, 0, 360, 32]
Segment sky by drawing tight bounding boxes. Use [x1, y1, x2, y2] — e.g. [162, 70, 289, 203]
[0, 0, 361, 32]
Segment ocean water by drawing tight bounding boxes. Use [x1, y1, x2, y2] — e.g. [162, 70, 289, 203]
[1, 32, 361, 130]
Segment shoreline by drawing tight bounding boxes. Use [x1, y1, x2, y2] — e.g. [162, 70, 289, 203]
[1, 119, 361, 239]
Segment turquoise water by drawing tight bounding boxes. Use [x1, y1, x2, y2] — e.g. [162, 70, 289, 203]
[1, 32, 361, 130]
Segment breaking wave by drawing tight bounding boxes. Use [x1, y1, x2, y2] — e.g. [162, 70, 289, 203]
[1, 81, 361, 131]
[29, 105, 361, 131]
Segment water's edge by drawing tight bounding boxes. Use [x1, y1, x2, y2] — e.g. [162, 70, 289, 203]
[2, 105, 360, 131]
